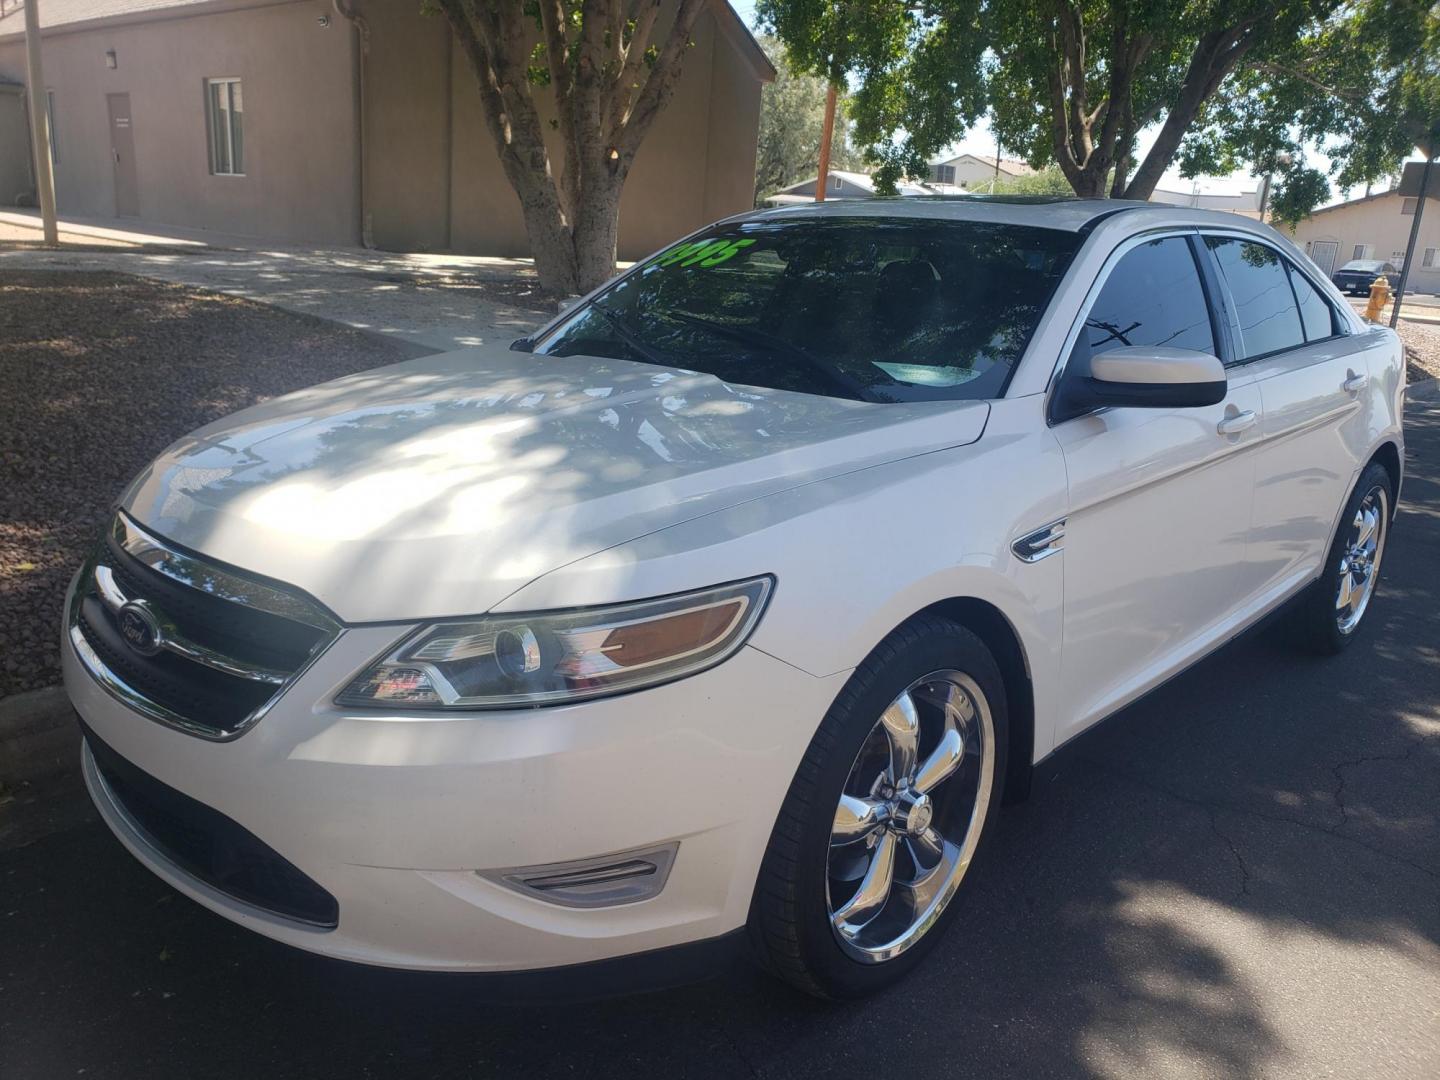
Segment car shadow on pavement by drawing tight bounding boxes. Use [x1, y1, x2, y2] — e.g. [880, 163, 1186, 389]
[3, 407, 1438, 1080]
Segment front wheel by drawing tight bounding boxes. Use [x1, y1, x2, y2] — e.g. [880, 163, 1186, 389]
[1294, 463, 1392, 654]
[748, 616, 1007, 998]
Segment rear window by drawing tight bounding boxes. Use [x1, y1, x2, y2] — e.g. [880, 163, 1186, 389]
[534, 219, 1081, 402]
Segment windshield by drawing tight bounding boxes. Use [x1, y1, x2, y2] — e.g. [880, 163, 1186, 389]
[1341, 260, 1385, 271]
[533, 218, 1081, 402]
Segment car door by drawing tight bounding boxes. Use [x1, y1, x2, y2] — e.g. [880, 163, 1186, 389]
[1048, 231, 1265, 743]
[1199, 234, 1374, 601]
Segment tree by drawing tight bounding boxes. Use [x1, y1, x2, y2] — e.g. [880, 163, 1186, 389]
[753, 35, 865, 204]
[1179, 0, 1440, 224]
[759, 0, 1345, 201]
[432, 0, 707, 295]
[990, 164, 1079, 196]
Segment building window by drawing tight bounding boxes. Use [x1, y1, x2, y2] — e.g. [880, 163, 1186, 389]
[1392, 250, 1407, 263]
[206, 78, 244, 176]
[932, 164, 955, 185]
[1352, 244, 1370, 260]
[1424, 248, 1437, 269]
[1402, 197, 1418, 215]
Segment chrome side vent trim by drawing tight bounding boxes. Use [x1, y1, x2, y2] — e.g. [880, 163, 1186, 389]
[1012, 519, 1066, 563]
[489, 843, 679, 909]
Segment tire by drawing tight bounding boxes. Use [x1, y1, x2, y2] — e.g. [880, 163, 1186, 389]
[748, 615, 1009, 999]
[1294, 462, 1393, 655]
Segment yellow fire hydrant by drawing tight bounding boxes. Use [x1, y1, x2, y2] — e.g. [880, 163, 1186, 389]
[1364, 275, 1391, 321]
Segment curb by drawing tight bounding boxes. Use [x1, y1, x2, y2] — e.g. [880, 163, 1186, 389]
[0, 686, 78, 788]
[1407, 377, 1439, 402]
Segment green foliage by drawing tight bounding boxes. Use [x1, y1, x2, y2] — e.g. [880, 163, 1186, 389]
[759, 0, 1421, 214]
[989, 165, 1080, 196]
[753, 35, 866, 204]
[1181, 0, 1439, 218]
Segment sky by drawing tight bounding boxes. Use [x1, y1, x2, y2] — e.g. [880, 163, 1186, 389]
[727, 0, 1422, 206]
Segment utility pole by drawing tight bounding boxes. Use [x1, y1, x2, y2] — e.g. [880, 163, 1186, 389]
[22, 0, 58, 245]
[1391, 152, 1435, 329]
[815, 83, 837, 202]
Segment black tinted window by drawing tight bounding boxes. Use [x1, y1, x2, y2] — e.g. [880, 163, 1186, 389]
[1080, 237, 1215, 360]
[1205, 238, 1305, 359]
[1288, 262, 1339, 341]
[535, 219, 1080, 402]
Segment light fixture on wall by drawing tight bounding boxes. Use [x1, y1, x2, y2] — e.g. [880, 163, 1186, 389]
[105, 49, 117, 69]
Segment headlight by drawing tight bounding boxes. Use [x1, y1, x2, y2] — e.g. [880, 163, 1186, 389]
[337, 577, 773, 710]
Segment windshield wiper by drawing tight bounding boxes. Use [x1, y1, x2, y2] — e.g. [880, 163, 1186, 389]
[662, 310, 880, 403]
[590, 303, 672, 368]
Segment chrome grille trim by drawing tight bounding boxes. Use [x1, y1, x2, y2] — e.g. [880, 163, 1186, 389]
[112, 513, 339, 632]
[93, 564, 289, 685]
[67, 513, 342, 741]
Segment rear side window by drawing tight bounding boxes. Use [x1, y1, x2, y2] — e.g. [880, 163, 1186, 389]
[1078, 236, 1216, 359]
[1287, 263, 1341, 342]
[1205, 238, 1305, 359]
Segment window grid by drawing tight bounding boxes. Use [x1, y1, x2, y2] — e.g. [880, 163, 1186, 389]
[206, 78, 244, 176]
[1424, 248, 1437, 269]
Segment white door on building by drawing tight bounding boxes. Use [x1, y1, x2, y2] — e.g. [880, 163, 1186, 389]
[1309, 240, 1339, 276]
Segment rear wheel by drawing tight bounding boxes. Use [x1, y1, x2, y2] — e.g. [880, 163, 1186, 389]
[748, 616, 1007, 998]
[1294, 463, 1392, 654]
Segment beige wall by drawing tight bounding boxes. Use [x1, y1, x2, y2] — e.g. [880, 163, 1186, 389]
[1291, 191, 1440, 295]
[0, 0, 764, 259]
[0, 0, 359, 244]
[362, 0, 763, 261]
[0, 85, 30, 204]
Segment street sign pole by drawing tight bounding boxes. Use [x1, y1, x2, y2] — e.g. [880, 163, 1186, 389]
[1391, 153, 1435, 329]
[22, 0, 58, 246]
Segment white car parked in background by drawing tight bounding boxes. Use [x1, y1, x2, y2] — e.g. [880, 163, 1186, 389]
[64, 198, 1405, 999]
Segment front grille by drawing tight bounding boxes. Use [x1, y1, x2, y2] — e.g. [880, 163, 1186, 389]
[69, 513, 340, 739]
[84, 722, 338, 927]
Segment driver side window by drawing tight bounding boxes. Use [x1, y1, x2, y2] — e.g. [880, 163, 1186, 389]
[1076, 236, 1217, 371]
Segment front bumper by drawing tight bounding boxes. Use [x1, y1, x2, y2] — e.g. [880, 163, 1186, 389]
[65, 619, 845, 972]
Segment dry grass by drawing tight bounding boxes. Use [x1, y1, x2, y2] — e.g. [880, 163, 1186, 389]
[0, 270, 413, 696]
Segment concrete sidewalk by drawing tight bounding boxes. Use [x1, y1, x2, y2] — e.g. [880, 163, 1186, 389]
[0, 209, 553, 354]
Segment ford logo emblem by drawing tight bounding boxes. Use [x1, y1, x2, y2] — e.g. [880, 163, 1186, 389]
[117, 601, 163, 657]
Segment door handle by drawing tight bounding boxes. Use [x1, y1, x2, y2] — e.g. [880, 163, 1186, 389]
[1216, 409, 1257, 436]
[1343, 370, 1369, 394]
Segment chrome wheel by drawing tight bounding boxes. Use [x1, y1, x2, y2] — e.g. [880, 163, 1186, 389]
[826, 669, 995, 963]
[1335, 484, 1388, 635]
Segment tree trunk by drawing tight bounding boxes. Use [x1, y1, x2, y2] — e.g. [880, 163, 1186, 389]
[572, 178, 624, 294]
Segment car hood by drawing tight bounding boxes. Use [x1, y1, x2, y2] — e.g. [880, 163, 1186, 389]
[121, 344, 989, 622]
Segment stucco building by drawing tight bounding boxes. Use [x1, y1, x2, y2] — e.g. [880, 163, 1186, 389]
[765, 169, 928, 204]
[926, 153, 1033, 192]
[1290, 186, 1440, 294]
[0, 0, 772, 259]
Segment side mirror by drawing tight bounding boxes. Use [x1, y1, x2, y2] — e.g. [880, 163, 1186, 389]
[1053, 345, 1227, 421]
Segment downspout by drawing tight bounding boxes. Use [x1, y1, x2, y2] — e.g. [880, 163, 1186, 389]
[333, 0, 373, 248]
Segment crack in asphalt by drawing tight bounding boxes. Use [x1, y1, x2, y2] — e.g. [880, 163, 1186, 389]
[1330, 745, 1419, 832]
[1207, 808, 1253, 898]
[1074, 752, 1440, 885]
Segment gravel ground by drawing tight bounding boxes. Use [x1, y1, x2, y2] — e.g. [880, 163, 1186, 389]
[0, 270, 414, 697]
[1398, 318, 1440, 383]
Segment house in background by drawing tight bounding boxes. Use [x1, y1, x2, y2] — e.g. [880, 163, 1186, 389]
[926, 153, 1034, 193]
[1149, 185, 1262, 217]
[1290, 185, 1440, 294]
[0, 0, 773, 260]
[764, 169, 929, 204]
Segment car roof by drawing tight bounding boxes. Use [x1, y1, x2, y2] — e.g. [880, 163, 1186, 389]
[730, 195, 1270, 235]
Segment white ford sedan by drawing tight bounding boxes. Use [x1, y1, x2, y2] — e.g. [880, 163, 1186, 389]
[64, 198, 1405, 998]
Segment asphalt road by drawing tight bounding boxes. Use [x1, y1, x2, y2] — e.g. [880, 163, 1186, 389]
[3, 405, 1439, 1080]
